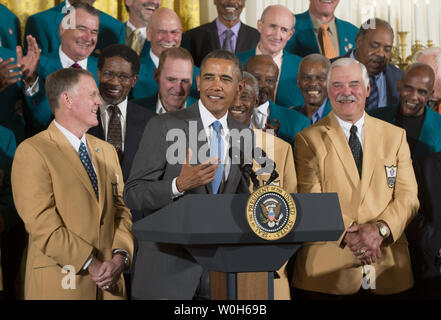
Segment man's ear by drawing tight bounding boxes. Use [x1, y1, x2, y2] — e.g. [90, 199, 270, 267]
[196, 74, 201, 92]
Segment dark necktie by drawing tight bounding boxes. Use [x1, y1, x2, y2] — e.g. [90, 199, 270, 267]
[222, 29, 234, 52]
[107, 105, 123, 161]
[349, 125, 363, 178]
[79, 141, 99, 199]
[71, 63, 82, 69]
[210, 121, 224, 194]
[366, 76, 379, 111]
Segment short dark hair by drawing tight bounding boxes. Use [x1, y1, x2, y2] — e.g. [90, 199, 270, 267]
[356, 18, 394, 43]
[200, 49, 243, 81]
[98, 44, 140, 75]
[66, 2, 100, 17]
[46, 68, 94, 112]
[156, 47, 194, 77]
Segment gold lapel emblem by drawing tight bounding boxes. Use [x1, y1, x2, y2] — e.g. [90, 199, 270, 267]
[8, 28, 13, 35]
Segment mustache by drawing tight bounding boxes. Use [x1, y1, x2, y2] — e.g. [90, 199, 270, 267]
[336, 95, 357, 103]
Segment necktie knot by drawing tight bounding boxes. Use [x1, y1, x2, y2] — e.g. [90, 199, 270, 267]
[71, 63, 82, 69]
[222, 29, 234, 52]
[320, 24, 329, 31]
[212, 120, 222, 134]
[108, 105, 121, 118]
[350, 125, 358, 135]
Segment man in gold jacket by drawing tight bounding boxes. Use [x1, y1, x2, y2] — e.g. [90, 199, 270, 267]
[11, 68, 133, 300]
[293, 58, 419, 298]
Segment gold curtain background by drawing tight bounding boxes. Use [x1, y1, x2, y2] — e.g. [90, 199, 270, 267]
[2, 0, 200, 37]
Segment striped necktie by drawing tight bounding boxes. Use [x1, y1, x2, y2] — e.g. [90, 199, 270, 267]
[79, 141, 99, 198]
[366, 76, 379, 111]
[107, 105, 123, 162]
[222, 29, 234, 53]
[210, 121, 224, 194]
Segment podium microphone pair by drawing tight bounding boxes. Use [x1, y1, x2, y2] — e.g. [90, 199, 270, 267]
[229, 146, 279, 191]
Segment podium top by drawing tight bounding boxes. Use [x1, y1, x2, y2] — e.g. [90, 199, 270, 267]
[133, 193, 344, 245]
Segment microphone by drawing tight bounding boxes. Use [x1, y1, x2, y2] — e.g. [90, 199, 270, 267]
[253, 147, 279, 186]
[229, 146, 260, 190]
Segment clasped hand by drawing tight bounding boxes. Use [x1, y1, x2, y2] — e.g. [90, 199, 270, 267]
[344, 223, 384, 265]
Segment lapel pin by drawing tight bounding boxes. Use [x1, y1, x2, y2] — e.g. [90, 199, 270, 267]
[9, 28, 13, 35]
[345, 38, 348, 42]
[95, 148, 100, 152]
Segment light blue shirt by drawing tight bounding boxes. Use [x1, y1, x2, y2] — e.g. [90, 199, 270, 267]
[216, 18, 241, 53]
[300, 98, 328, 124]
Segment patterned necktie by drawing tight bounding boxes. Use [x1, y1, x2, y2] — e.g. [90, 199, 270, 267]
[366, 76, 379, 111]
[222, 29, 234, 53]
[71, 63, 82, 69]
[107, 105, 123, 162]
[128, 28, 143, 55]
[349, 125, 363, 178]
[320, 24, 337, 59]
[79, 141, 99, 198]
[210, 121, 224, 194]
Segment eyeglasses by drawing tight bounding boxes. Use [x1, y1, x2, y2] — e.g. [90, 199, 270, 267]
[101, 71, 134, 83]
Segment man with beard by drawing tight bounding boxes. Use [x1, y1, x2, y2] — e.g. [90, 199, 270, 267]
[25, 0, 125, 56]
[23, 3, 101, 133]
[245, 55, 310, 147]
[185, 0, 260, 67]
[131, 7, 199, 100]
[124, 0, 161, 56]
[133, 47, 196, 113]
[415, 47, 441, 113]
[370, 63, 441, 159]
[286, 0, 358, 58]
[237, 5, 304, 108]
[293, 58, 418, 299]
[294, 53, 332, 123]
[335, 18, 401, 111]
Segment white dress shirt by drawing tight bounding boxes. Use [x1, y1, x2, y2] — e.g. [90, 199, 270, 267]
[99, 99, 128, 151]
[150, 49, 159, 68]
[334, 112, 365, 151]
[252, 101, 270, 129]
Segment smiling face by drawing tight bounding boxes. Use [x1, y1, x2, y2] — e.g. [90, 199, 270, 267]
[214, 0, 245, 25]
[155, 56, 193, 112]
[197, 58, 242, 119]
[147, 8, 183, 57]
[398, 64, 434, 117]
[98, 56, 138, 106]
[328, 63, 370, 123]
[298, 60, 328, 109]
[246, 57, 278, 105]
[126, 0, 161, 26]
[257, 6, 294, 57]
[229, 78, 258, 126]
[68, 74, 102, 131]
[309, 0, 340, 19]
[60, 8, 99, 62]
[355, 26, 394, 76]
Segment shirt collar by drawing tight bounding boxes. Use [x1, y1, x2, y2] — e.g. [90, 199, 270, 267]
[150, 49, 159, 68]
[198, 100, 229, 134]
[54, 119, 87, 152]
[59, 46, 88, 69]
[334, 112, 365, 142]
[99, 98, 128, 120]
[215, 17, 241, 37]
[126, 20, 147, 38]
[309, 11, 337, 35]
[311, 98, 328, 123]
[256, 43, 284, 61]
[156, 96, 167, 115]
[255, 101, 270, 117]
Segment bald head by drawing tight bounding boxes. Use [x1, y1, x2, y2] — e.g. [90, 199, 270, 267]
[416, 47, 441, 103]
[398, 62, 435, 117]
[147, 7, 183, 57]
[246, 55, 279, 105]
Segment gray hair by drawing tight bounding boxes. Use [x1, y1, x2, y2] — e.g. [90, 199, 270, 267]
[415, 47, 441, 76]
[299, 53, 331, 74]
[260, 5, 295, 30]
[327, 58, 370, 91]
[242, 71, 259, 97]
[356, 18, 394, 43]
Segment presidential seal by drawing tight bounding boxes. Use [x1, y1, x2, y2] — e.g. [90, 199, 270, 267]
[246, 185, 296, 241]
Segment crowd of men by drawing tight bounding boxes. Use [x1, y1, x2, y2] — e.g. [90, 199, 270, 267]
[1, 0, 441, 300]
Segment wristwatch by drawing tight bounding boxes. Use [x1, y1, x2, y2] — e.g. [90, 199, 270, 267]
[114, 251, 130, 267]
[376, 221, 389, 239]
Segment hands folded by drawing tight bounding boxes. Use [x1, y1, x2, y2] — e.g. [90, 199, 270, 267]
[344, 222, 385, 265]
[87, 254, 126, 291]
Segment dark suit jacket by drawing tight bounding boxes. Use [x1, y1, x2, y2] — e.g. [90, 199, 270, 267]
[132, 93, 197, 113]
[333, 50, 402, 107]
[185, 20, 260, 67]
[406, 152, 441, 298]
[123, 102, 251, 299]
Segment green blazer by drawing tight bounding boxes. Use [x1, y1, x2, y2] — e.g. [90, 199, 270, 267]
[286, 10, 358, 57]
[0, 3, 21, 50]
[237, 48, 304, 108]
[0, 47, 25, 143]
[132, 52, 200, 100]
[24, 51, 98, 131]
[24, 1, 125, 55]
[369, 104, 441, 159]
[268, 100, 311, 147]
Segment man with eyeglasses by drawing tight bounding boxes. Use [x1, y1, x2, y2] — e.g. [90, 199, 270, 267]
[23, 2, 102, 134]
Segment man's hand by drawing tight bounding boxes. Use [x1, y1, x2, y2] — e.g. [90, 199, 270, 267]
[16, 35, 40, 84]
[264, 117, 280, 136]
[344, 223, 384, 265]
[92, 255, 125, 291]
[176, 148, 219, 193]
[0, 57, 22, 91]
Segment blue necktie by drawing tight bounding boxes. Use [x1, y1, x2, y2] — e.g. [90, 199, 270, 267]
[366, 76, 379, 111]
[79, 141, 99, 199]
[210, 121, 224, 194]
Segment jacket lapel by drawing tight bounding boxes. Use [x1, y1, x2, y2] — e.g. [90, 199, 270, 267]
[208, 21, 221, 50]
[359, 114, 378, 203]
[87, 136, 107, 215]
[326, 112, 360, 188]
[416, 107, 439, 156]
